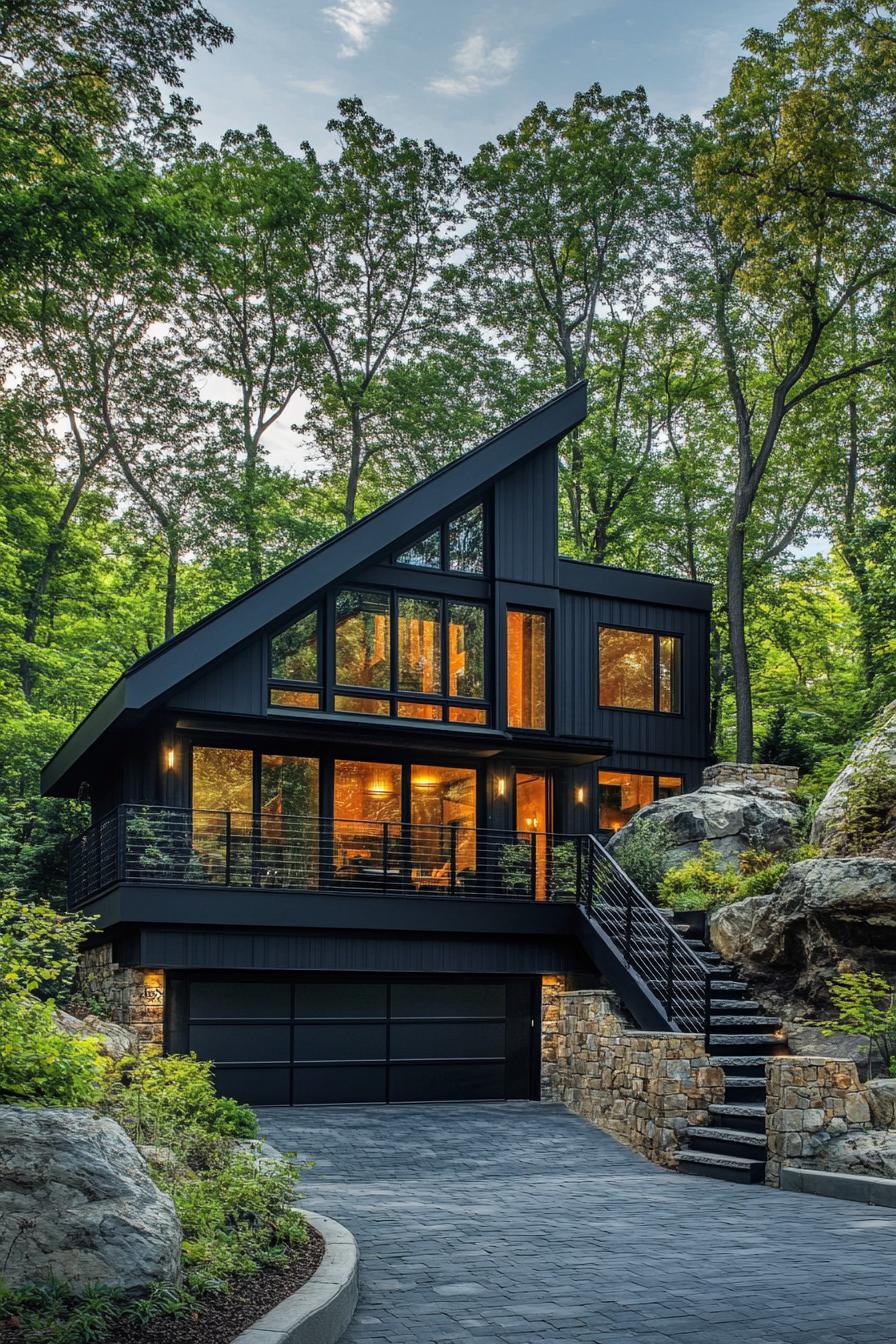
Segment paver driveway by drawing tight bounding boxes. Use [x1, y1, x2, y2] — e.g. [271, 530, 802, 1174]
[260, 1101, 896, 1344]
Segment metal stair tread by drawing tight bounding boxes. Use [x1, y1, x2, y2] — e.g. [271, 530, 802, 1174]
[687, 1125, 766, 1147]
[709, 999, 761, 1012]
[708, 1103, 766, 1119]
[711, 979, 748, 992]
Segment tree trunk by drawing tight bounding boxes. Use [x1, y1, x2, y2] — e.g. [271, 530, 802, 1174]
[164, 535, 179, 642]
[344, 405, 363, 528]
[839, 395, 876, 688]
[708, 621, 724, 758]
[243, 430, 262, 587]
[19, 472, 87, 700]
[726, 490, 754, 762]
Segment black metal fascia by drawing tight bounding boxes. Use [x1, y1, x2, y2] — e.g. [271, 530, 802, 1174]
[559, 558, 713, 612]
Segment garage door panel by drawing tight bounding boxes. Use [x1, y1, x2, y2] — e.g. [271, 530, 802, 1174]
[294, 1023, 387, 1063]
[190, 1023, 290, 1063]
[294, 982, 387, 1018]
[390, 981, 505, 1018]
[293, 1065, 387, 1104]
[389, 1061, 505, 1103]
[215, 1066, 290, 1106]
[390, 1020, 505, 1061]
[191, 980, 290, 1019]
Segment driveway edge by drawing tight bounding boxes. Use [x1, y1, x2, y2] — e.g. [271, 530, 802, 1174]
[231, 1209, 359, 1344]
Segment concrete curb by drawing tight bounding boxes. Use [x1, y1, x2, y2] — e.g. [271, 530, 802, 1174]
[231, 1210, 359, 1344]
[781, 1166, 896, 1209]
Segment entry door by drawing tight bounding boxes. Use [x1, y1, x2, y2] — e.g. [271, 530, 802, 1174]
[181, 974, 535, 1106]
[515, 772, 551, 901]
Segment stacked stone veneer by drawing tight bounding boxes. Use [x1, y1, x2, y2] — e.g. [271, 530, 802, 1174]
[543, 989, 725, 1167]
[703, 762, 800, 794]
[765, 1056, 872, 1188]
[78, 945, 164, 1051]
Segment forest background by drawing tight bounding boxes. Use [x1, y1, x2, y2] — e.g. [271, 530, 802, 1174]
[2, 0, 895, 903]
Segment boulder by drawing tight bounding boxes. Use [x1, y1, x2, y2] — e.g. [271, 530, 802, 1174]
[0, 1106, 181, 1295]
[810, 1129, 896, 1181]
[608, 782, 803, 870]
[811, 701, 896, 852]
[865, 1078, 896, 1129]
[52, 1006, 137, 1060]
[709, 857, 896, 991]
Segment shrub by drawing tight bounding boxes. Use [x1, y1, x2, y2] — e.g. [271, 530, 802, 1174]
[834, 752, 896, 855]
[738, 862, 789, 900]
[814, 970, 896, 1078]
[0, 995, 104, 1106]
[612, 818, 670, 902]
[0, 897, 95, 1003]
[103, 1051, 258, 1147]
[657, 843, 742, 913]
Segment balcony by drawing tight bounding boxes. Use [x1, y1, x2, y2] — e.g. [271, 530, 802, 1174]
[68, 805, 590, 910]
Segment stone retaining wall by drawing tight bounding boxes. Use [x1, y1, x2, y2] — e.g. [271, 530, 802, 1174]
[703, 762, 800, 794]
[543, 989, 725, 1167]
[765, 1056, 871, 1187]
[77, 945, 165, 1051]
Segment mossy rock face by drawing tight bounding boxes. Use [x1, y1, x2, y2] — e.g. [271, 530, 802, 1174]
[811, 701, 896, 854]
[608, 782, 802, 871]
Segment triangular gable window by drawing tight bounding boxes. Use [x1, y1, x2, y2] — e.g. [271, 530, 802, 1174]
[393, 504, 485, 575]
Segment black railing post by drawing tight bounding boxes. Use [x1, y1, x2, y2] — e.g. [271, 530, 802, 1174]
[704, 971, 712, 1052]
[382, 822, 389, 893]
[224, 812, 232, 886]
[624, 889, 632, 965]
[575, 835, 583, 904]
[665, 926, 675, 1018]
[530, 832, 537, 901]
[449, 825, 457, 897]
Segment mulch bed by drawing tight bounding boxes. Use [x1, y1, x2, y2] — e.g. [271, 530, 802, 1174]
[0, 1226, 326, 1344]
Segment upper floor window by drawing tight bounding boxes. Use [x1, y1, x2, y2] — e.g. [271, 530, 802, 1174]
[335, 589, 390, 690]
[506, 608, 548, 731]
[598, 626, 681, 714]
[394, 503, 485, 575]
[269, 607, 321, 709]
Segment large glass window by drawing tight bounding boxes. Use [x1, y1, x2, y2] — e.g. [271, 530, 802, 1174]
[448, 602, 485, 700]
[598, 627, 682, 714]
[410, 765, 477, 884]
[393, 504, 485, 575]
[259, 755, 320, 887]
[333, 760, 402, 878]
[335, 589, 391, 690]
[395, 528, 441, 569]
[398, 597, 441, 694]
[598, 770, 683, 832]
[191, 746, 253, 815]
[506, 609, 547, 730]
[270, 610, 318, 683]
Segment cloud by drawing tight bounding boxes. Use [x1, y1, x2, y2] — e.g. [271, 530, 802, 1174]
[290, 77, 339, 96]
[428, 32, 520, 97]
[322, 0, 394, 58]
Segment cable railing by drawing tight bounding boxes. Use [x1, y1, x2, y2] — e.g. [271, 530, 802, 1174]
[68, 804, 590, 909]
[579, 832, 711, 1042]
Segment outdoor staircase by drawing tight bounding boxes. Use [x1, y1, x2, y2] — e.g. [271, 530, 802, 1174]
[670, 917, 786, 1184]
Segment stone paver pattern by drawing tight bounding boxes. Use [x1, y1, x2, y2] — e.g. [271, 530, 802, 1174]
[259, 1101, 896, 1344]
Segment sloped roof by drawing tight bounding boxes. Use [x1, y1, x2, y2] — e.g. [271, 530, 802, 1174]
[42, 382, 587, 795]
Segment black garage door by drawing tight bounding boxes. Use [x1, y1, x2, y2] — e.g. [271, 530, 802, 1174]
[180, 975, 537, 1105]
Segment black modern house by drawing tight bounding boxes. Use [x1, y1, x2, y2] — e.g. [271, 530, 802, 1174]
[45, 383, 718, 1112]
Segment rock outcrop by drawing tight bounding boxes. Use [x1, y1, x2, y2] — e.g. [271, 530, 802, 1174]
[52, 1006, 137, 1060]
[811, 700, 896, 852]
[709, 856, 896, 994]
[608, 781, 802, 870]
[0, 1106, 181, 1295]
[811, 1130, 896, 1180]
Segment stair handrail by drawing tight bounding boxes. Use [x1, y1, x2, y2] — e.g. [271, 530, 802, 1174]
[580, 833, 712, 1046]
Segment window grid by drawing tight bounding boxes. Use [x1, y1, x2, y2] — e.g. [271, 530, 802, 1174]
[597, 625, 682, 716]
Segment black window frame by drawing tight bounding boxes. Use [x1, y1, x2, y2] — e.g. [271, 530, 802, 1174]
[596, 623, 683, 717]
[505, 605, 551, 735]
[267, 603, 324, 710]
[392, 501, 488, 578]
[596, 768, 685, 833]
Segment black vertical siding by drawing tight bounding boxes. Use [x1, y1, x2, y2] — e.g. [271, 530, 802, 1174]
[167, 638, 264, 716]
[494, 445, 559, 586]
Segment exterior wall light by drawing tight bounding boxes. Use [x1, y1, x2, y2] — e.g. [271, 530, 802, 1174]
[496, 776, 506, 798]
[576, 786, 586, 804]
[165, 747, 175, 770]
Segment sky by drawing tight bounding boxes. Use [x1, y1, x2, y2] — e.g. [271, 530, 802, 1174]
[183, 0, 792, 159]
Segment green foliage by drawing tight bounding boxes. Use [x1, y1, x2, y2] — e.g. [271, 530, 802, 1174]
[613, 819, 671, 902]
[0, 995, 103, 1106]
[498, 841, 534, 894]
[102, 1051, 258, 1147]
[756, 706, 815, 773]
[834, 753, 896, 855]
[815, 971, 896, 1077]
[657, 843, 790, 912]
[0, 897, 95, 1001]
[0, 1277, 195, 1344]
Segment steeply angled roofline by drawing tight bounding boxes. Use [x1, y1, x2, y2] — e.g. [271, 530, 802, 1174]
[42, 383, 587, 796]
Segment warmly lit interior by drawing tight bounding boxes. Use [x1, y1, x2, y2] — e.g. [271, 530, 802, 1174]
[506, 609, 547, 730]
[410, 765, 477, 879]
[333, 759, 402, 874]
[515, 771, 550, 899]
[398, 597, 441, 693]
[335, 589, 390, 689]
[598, 627, 682, 714]
[598, 770, 683, 831]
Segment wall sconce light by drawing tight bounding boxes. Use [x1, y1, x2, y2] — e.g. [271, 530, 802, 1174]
[576, 786, 586, 805]
[496, 776, 506, 798]
[165, 747, 175, 770]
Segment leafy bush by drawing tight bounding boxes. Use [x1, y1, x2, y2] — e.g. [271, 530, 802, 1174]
[0, 897, 95, 1003]
[498, 841, 534, 894]
[103, 1052, 258, 1147]
[0, 1277, 194, 1344]
[815, 971, 896, 1077]
[612, 818, 670, 902]
[657, 844, 742, 912]
[738, 862, 789, 900]
[0, 995, 104, 1106]
[834, 752, 896, 855]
